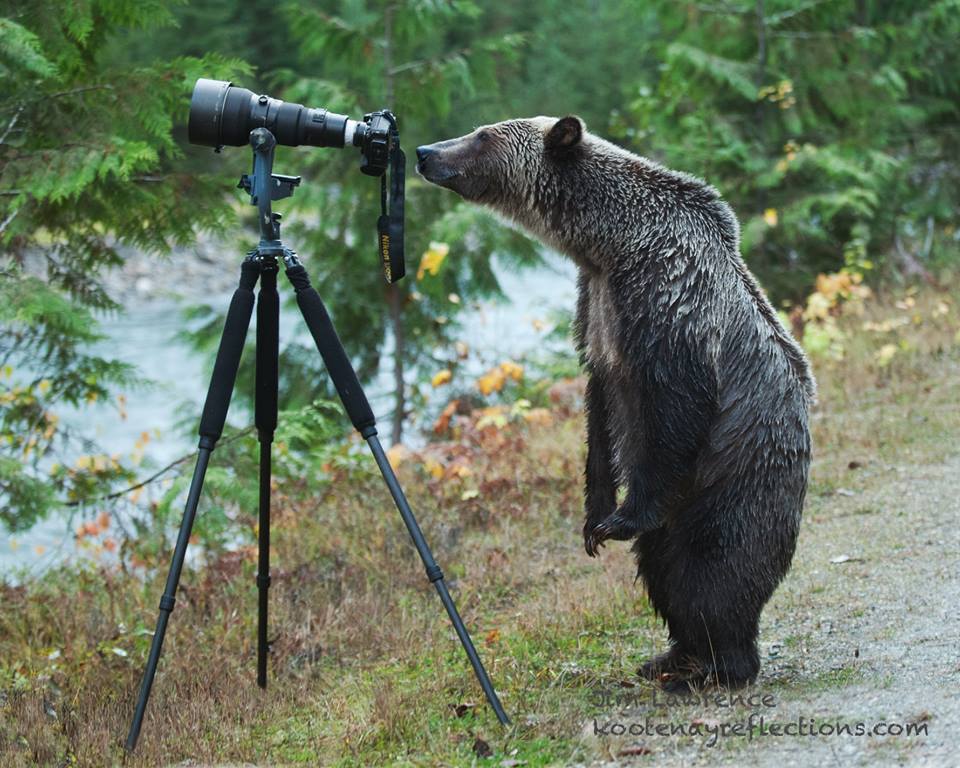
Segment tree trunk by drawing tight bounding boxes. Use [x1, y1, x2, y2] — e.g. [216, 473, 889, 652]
[383, 3, 405, 445]
[754, 0, 768, 213]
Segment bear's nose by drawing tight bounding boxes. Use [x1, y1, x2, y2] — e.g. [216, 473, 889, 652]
[416, 145, 433, 163]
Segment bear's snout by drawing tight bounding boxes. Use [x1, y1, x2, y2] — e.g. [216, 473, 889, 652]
[415, 143, 446, 179]
[415, 141, 459, 185]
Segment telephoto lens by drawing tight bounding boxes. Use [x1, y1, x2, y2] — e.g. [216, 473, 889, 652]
[188, 78, 360, 150]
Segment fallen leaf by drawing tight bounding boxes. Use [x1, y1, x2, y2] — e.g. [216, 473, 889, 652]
[830, 554, 864, 564]
[433, 399, 459, 435]
[451, 702, 476, 718]
[617, 745, 652, 756]
[691, 718, 720, 728]
[473, 737, 493, 758]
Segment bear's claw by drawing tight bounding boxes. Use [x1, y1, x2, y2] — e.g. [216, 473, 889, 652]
[583, 513, 640, 556]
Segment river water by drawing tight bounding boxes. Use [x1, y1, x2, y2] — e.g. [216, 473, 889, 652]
[2, 253, 577, 578]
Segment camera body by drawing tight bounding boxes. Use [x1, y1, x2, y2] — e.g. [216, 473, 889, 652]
[357, 111, 394, 177]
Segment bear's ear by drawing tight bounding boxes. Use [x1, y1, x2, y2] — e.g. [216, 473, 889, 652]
[545, 116, 584, 154]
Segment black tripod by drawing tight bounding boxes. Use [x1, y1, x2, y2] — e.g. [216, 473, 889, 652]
[125, 128, 509, 751]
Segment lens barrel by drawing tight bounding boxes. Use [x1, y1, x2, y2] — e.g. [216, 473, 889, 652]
[188, 79, 352, 149]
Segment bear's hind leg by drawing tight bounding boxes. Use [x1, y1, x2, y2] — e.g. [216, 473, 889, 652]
[639, 486, 779, 691]
[633, 529, 701, 685]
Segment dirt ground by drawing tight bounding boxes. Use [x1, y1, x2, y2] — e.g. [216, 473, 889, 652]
[582, 450, 960, 767]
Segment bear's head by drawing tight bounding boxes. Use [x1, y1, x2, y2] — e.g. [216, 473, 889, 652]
[415, 116, 587, 232]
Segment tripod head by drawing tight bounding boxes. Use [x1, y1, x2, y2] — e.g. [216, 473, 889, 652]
[238, 128, 299, 256]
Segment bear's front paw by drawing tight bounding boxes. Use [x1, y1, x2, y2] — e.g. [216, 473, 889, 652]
[583, 514, 638, 557]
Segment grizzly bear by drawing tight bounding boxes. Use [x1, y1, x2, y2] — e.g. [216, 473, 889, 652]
[416, 116, 815, 691]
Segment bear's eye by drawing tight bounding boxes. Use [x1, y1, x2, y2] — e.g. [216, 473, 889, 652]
[477, 130, 491, 143]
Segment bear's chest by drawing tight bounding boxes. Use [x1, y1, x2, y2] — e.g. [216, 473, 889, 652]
[585, 277, 624, 371]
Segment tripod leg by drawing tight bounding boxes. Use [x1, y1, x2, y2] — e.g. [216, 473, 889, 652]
[284, 260, 510, 726]
[125, 259, 260, 751]
[255, 263, 279, 688]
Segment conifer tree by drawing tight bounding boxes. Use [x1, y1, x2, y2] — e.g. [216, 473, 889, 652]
[0, 1, 247, 529]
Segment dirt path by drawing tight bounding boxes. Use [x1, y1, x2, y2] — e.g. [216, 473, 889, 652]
[584, 452, 960, 767]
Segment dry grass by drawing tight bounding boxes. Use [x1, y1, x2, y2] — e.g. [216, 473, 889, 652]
[2, 285, 959, 766]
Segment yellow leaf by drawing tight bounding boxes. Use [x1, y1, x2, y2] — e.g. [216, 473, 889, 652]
[461, 489, 480, 501]
[37, 379, 51, 394]
[499, 361, 523, 381]
[386, 443, 409, 470]
[424, 458, 444, 479]
[763, 208, 778, 227]
[416, 241, 449, 280]
[476, 368, 506, 396]
[431, 369, 452, 387]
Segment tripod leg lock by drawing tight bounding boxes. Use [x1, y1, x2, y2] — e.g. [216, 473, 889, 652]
[159, 594, 176, 613]
[256, 574, 272, 589]
[425, 564, 443, 583]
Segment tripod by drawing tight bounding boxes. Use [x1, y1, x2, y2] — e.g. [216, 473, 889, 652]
[125, 128, 509, 751]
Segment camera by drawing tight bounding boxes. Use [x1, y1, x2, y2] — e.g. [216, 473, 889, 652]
[188, 78, 395, 177]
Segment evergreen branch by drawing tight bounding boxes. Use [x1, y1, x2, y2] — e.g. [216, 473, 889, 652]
[41, 84, 114, 102]
[0, 207, 18, 235]
[389, 46, 474, 76]
[62, 425, 256, 508]
[0, 106, 24, 145]
[767, 0, 832, 27]
[694, 2, 751, 14]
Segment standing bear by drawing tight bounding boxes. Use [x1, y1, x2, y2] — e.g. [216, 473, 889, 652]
[416, 116, 816, 691]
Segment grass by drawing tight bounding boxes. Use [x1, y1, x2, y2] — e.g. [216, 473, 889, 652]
[3, 284, 960, 766]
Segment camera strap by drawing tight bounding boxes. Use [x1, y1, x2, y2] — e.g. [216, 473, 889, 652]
[377, 115, 405, 283]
